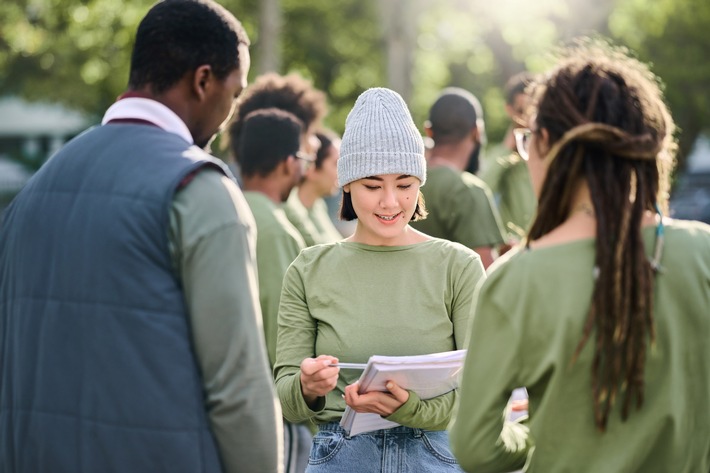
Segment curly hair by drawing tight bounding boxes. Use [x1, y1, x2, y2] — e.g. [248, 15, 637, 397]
[226, 73, 328, 157]
[527, 39, 676, 431]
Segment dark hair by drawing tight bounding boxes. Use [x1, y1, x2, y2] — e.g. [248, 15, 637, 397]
[227, 73, 328, 156]
[314, 129, 340, 170]
[235, 108, 303, 177]
[504, 71, 535, 106]
[128, 0, 249, 94]
[427, 87, 482, 146]
[527, 39, 675, 431]
[338, 189, 428, 222]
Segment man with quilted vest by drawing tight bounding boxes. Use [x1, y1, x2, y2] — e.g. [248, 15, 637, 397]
[0, 1, 282, 472]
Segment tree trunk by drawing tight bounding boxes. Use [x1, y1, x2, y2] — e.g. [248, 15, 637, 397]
[378, 0, 417, 103]
[257, 0, 282, 74]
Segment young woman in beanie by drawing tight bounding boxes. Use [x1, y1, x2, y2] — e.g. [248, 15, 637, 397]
[273, 87, 486, 472]
[450, 40, 710, 472]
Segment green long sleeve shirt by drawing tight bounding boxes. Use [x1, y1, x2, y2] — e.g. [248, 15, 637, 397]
[450, 219, 710, 473]
[274, 238, 486, 430]
[168, 170, 282, 473]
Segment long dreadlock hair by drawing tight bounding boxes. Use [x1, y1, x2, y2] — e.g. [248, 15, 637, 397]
[527, 40, 676, 431]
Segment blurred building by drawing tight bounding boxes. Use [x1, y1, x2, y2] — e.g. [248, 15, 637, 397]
[0, 97, 90, 213]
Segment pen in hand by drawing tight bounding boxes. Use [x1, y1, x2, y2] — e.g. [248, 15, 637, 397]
[328, 362, 368, 369]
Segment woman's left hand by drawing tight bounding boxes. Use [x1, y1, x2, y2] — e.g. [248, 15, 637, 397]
[343, 380, 410, 416]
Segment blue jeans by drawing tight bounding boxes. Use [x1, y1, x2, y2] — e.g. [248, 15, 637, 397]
[306, 423, 463, 473]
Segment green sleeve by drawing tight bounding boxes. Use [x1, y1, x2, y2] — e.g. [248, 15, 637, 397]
[450, 284, 531, 473]
[169, 170, 282, 473]
[385, 255, 486, 431]
[273, 259, 326, 424]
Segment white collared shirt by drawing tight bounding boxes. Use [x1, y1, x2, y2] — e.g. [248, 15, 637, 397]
[101, 97, 193, 144]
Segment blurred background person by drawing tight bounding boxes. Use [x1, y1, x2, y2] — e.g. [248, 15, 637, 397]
[481, 72, 537, 242]
[451, 40, 710, 473]
[412, 87, 507, 268]
[227, 74, 330, 473]
[231, 107, 310, 473]
[227, 72, 327, 177]
[284, 128, 344, 246]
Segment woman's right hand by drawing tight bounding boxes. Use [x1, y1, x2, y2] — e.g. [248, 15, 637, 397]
[300, 355, 340, 408]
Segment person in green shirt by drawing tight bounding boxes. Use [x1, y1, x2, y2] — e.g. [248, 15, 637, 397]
[230, 107, 311, 473]
[450, 40, 710, 473]
[412, 88, 506, 268]
[481, 72, 537, 242]
[274, 87, 486, 472]
[227, 71, 327, 171]
[283, 129, 344, 246]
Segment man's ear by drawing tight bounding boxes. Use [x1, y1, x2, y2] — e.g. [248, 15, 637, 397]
[192, 65, 213, 101]
[281, 155, 295, 176]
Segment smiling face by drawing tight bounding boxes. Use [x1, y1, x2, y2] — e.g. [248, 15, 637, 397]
[343, 173, 421, 246]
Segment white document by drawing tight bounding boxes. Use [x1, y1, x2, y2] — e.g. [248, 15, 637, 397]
[340, 349, 466, 436]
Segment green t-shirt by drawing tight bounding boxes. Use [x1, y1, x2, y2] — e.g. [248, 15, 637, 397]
[244, 191, 306, 367]
[283, 187, 342, 247]
[451, 219, 710, 473]
[412, 166, 506, 248]
[274, 238, 486, 430]
[481, 152, 536, 240]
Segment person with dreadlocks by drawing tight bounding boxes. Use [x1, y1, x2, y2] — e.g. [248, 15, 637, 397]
[450, 39, 710, 473]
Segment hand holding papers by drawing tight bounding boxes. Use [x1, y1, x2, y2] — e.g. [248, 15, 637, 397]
[340, 349, 466, 436]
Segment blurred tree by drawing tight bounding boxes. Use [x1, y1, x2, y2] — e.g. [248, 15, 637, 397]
[2, 0, 708, 172]
[378, 0, 418, 103]
[1, 0, 148, 122]
[610, 0, 710, 168]
[255, 0, 282, 73]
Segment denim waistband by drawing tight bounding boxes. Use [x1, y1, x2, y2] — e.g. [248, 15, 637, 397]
[318, 422, 424, 437]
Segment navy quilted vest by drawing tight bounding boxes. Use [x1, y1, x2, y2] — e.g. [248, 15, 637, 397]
[0, 123, 230, 472]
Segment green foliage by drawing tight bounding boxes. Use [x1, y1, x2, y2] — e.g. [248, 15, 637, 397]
[2, 0, 708, 171]
[279, 0, 385, 133]
[610, 0, 710, 165]
[1, 0, 149, 120]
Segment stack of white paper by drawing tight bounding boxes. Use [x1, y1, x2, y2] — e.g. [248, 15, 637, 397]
[340, 349, 466, 436]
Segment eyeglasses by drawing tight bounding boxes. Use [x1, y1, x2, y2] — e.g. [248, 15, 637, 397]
[294, 151, 316, 172]
[513, 128, 532, 161]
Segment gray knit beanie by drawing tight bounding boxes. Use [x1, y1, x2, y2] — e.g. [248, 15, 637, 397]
[337, 88, 426, 187]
